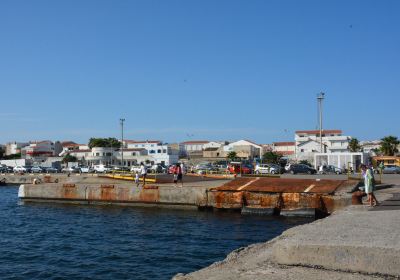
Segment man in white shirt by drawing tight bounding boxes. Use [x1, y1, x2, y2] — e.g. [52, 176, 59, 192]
[140, 162, 147, 186]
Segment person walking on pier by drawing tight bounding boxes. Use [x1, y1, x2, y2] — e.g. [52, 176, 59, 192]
[140, 163, 147, 186]
[361, 164, 379, 207]
[173, 163, 183, 188]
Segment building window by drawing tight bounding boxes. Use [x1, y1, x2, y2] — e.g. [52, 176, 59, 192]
[132, 152, 136, 156]
[163, 149, 167, 153]
[149, 150, 155, 154]
[96, 153, 100, 156]
[157, 149, 161, 153]
[301, 149, 304, 152]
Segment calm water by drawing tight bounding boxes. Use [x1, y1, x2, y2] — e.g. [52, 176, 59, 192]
[0, 186, 311, 280]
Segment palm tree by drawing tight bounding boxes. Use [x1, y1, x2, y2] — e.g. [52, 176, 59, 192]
[380, 136, 399, 156]
[348, 138, 361, 152]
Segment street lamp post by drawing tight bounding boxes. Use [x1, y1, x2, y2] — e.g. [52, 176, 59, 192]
[317, 92, 325, 153]
[120, 118, 125, 167]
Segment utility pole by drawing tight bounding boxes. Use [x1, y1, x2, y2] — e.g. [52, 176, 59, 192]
[120, 118, 125, 167]
[317, 92, 325, 153]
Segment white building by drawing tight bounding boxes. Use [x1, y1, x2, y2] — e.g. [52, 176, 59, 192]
[5, 142, 29, 155]
[181, 141, 210, 155]
[295, 130, 351, 162]
[59, 142, 90, 156]
[203, 141, 224, 150]
[125, 140, 179, 165]
[360, 140, 381, 155]
[314, 152, 369, 171]
[224, 140, 262, 159]
[21, 140, 63, 162]
[272, 142, 295, 158]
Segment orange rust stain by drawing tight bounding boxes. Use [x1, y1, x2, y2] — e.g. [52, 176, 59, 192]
[101, 187, 116, 201]
[63, 185, 77, 199]
[115, 187, 130, 201]
[101, 184, 114, 188]
[139, 188, 160, 202]
[321, 196, 337, 213]
[211, 191, 243, 209]
[280, 193, 321, 210]
[243, 192, 280, 208]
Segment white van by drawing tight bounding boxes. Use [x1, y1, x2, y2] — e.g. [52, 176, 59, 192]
[93, 164, 111, 173]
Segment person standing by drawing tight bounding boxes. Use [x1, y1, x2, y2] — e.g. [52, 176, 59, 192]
[173, 163, 183, 188]
[134, 171, 140, 187]
[361, 164, 379, 206]
[140, 163, 147, 186]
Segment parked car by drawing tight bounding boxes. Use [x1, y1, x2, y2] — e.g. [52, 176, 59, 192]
[130, 165, 142, 173]
[0, 165, 8, 173]
[255, 164, 282, 174]
[382, 165, 400, 174]
[288, 164, 317, 175]
[79, 166, 93, 173]
[13, 166, 28, 173]
[93, 165, 112, 173]
[148, 164, 167, 174]
[30, 166, 44, 173]
[319, 165, 342, 175]
[227, 162, 253, 174]
[62, 166, 81, 173]
[213, 163, 228, 173]
[195, 163, 218, 174]
[43, 167, 60, 173]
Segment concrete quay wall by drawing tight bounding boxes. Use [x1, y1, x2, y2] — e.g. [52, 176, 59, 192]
[175, 186, 400, 280]
[18, 183, 209, 209]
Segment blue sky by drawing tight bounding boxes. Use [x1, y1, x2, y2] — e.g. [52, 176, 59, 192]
[0, 0, 399, 144]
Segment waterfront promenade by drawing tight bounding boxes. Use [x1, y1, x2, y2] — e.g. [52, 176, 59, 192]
[174, 179, 400, 279]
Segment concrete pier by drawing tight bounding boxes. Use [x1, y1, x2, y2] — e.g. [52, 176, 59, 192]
[18, 183, 216, 209]
[174, 184, 400, 279]
[17, 175, 362, 217]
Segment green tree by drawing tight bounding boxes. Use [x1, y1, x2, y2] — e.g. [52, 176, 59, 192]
[262, 151, 281, 164]
[380, 136, 399, 156]
[62, 153, 77, 163]
[88, 137, 121, 148]
[226, 151, 237, 161]
[348, 138, 361, 152]
[2, 153, 21, 160]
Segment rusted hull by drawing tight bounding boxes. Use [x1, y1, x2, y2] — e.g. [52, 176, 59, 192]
[208, 177, 356, 216]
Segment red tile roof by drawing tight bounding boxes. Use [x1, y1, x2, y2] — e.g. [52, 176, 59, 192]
[61, 141, 79, 147]
[273, 142, 295, 146]
[295, 130, 342, 135]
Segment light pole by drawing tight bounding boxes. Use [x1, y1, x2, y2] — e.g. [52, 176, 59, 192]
[120, 118, 125, 167]
[317, 92, 325, 153]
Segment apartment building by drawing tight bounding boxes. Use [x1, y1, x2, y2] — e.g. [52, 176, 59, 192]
[295, 130, 351, 162]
